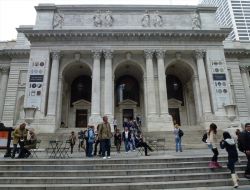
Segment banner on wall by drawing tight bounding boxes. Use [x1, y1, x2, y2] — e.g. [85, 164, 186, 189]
[26, 61, 46, 110]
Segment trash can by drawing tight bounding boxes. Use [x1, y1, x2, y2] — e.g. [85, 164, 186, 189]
[0, 123, 14, 157]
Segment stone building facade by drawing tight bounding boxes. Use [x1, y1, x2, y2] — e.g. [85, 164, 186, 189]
[0, 4, 249, 133]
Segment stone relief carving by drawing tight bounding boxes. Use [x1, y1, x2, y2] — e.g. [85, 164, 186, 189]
[195, 50, 205, 59]
[144, 49, 154, 59]
[141, 10, 150, 27]
[0, 64, 10, 73]
[192, 12, 201, 30]
[104, 11, 114, 27]
[53, 10, 64, 29]
[93, 10, 102, 27]
[152, 11, 163, 27]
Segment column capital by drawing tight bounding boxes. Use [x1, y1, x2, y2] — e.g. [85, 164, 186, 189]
[155, 49, 165, 59]
[103, 49, 113, 59]
[51, 51, 61, 60]
[195, 49, 206, 60]
[0, 64, 10, 73]
[91, 49, 102, 59]
[144, 49, 154, 59]
[240, 65, 250, 73]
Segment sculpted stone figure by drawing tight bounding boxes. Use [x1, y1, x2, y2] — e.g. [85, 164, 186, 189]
[192, 13, 201, 30]
[93, 10, 102, 27]
[141, 10, 150, 27]
[105, 10, 114, 27]
[153, 11, 163, 27]
[53, 11, 64, 29]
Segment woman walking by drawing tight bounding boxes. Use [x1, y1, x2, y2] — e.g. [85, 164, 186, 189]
[114, 129, 122, 153]
[207, 123, 222, 168]
[220, 131, 239, 188]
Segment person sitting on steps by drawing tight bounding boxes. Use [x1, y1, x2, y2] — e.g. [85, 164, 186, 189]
[135, 132, 153, 156]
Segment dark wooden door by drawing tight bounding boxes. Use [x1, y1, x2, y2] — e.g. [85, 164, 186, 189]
[123, 109, 134, 122]
[169, 108, 181, 125]
[75, 109, 87, 128]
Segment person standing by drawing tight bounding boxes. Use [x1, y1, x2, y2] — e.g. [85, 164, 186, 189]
[86, 125, 95, 157]
[97, 116, 113, 159]
[238, 123, 250, 179]
[114, 128, 122, 153]
[207, 123, 222, 168]
[69, 131, 76, 154]
[173, 121, 182, 152]
[122, 127, 131, 153]
[220, 131, 239, 188]
[12, 123, 28, 158]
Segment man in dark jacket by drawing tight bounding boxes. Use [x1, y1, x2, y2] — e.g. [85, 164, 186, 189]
[238, 123, 250, 179]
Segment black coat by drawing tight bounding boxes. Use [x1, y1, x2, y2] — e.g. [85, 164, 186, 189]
[220, 139, 238, 162]
[238, 131, 250, 152]
[122, 131, 131, 141]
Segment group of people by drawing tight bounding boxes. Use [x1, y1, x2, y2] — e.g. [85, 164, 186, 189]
[204, 122, 250, 188]
[11, 123, 37, 159]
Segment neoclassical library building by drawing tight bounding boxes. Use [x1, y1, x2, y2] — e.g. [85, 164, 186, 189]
[0, 4, 249, 134]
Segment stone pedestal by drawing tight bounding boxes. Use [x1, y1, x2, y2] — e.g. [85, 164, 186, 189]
[224, 104, 237, 121]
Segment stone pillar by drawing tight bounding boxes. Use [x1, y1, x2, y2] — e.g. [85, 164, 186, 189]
[47, 51, 60, 116]
[195, 50, 212, 114]
[192, 75, 203, 123]
[240, 66, 250, 114]
[103, 49, 114, 124]
[89, 49, 102, 126]
[156, 50, 169, 115]
[0, 65, 10, 120]
[144, 49, 157, 115]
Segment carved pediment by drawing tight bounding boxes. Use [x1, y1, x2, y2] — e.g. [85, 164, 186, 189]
[118, 99, 137, 106]
[72, 99, 91, 106]
[168, 98, 182, 107]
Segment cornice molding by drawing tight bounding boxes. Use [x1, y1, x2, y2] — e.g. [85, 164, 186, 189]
[0, 49, 30, 59]
[225, 49, 250, 58]
[17, 28, 231, 43]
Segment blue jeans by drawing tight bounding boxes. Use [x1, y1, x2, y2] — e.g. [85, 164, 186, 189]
[87, 142, 93, 157]
[175, 136, 182, 152]
[124, 139, 130, 152]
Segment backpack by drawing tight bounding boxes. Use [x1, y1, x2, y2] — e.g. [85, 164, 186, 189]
[202, 133, 207, 143]
[178, 129, 184, 137]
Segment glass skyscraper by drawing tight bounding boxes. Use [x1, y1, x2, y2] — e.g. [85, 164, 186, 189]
[201, 0, 250, 41]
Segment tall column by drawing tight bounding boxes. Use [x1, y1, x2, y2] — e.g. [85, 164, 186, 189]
[103, 50, 113, 117]
[47, 51, 60, 116]
[192, 75, 203, 123]
[0, 65, 10, 120]
[156, 50, 169, 115]
[195, 50, 212, 114]
[240, 66, 250, 114]
[89, 49, 102, 125]
[144, 49, 156, 115]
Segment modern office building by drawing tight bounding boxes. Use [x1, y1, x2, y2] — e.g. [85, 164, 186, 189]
[0, 4, 249, 136]
[201, 0, 250, 41]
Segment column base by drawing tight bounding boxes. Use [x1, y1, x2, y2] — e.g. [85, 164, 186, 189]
[146, 114, 174, 132]
[88, 114, 102, 129]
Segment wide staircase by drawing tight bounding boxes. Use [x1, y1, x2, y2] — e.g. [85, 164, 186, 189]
[0, 155, 249, 189]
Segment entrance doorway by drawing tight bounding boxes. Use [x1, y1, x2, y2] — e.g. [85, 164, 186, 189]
[169, 108, 180, 125]
[123, 109, 134, 122]
[75, 109, 88, 128]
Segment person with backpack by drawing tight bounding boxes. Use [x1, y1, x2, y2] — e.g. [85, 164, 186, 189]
[238, 123, 250, 179]
[220, 131, 239, 188]
[207, 123, 222, 168]
[86, 125, 95, 157]
[173, 120, 183, 152]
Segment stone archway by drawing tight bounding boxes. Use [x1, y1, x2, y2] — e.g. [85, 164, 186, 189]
[114, 60, 144, 130]
[166, 60, 196, 126]
[61, 62, 92, 128]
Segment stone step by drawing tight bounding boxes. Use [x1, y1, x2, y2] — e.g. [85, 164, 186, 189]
[1, 178, 249, 190]
[0, 166, 246, 177]
[0, 160, 246, 170]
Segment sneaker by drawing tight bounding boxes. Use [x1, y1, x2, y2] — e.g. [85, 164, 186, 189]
[102, 156, 107, 159]
[107, 156, 111, 159]
[132, 149, 136, 152]
[126, 152, 128, 154]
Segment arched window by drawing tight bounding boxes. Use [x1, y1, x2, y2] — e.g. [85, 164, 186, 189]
[116, 75, 140, 105]
[71, 76, 92, 105]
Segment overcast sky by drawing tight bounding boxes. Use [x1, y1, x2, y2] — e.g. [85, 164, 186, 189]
[0, 0, 200, 41]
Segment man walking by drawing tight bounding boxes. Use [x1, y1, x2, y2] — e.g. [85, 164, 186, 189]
[238, 123, 250, 179]
[97, 116, 112, 159]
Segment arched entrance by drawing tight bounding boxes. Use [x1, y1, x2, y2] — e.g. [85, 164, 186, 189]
[61, 62, 92, 128]
[166, 60, 196, 126]
[114, 60, 144, 129]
